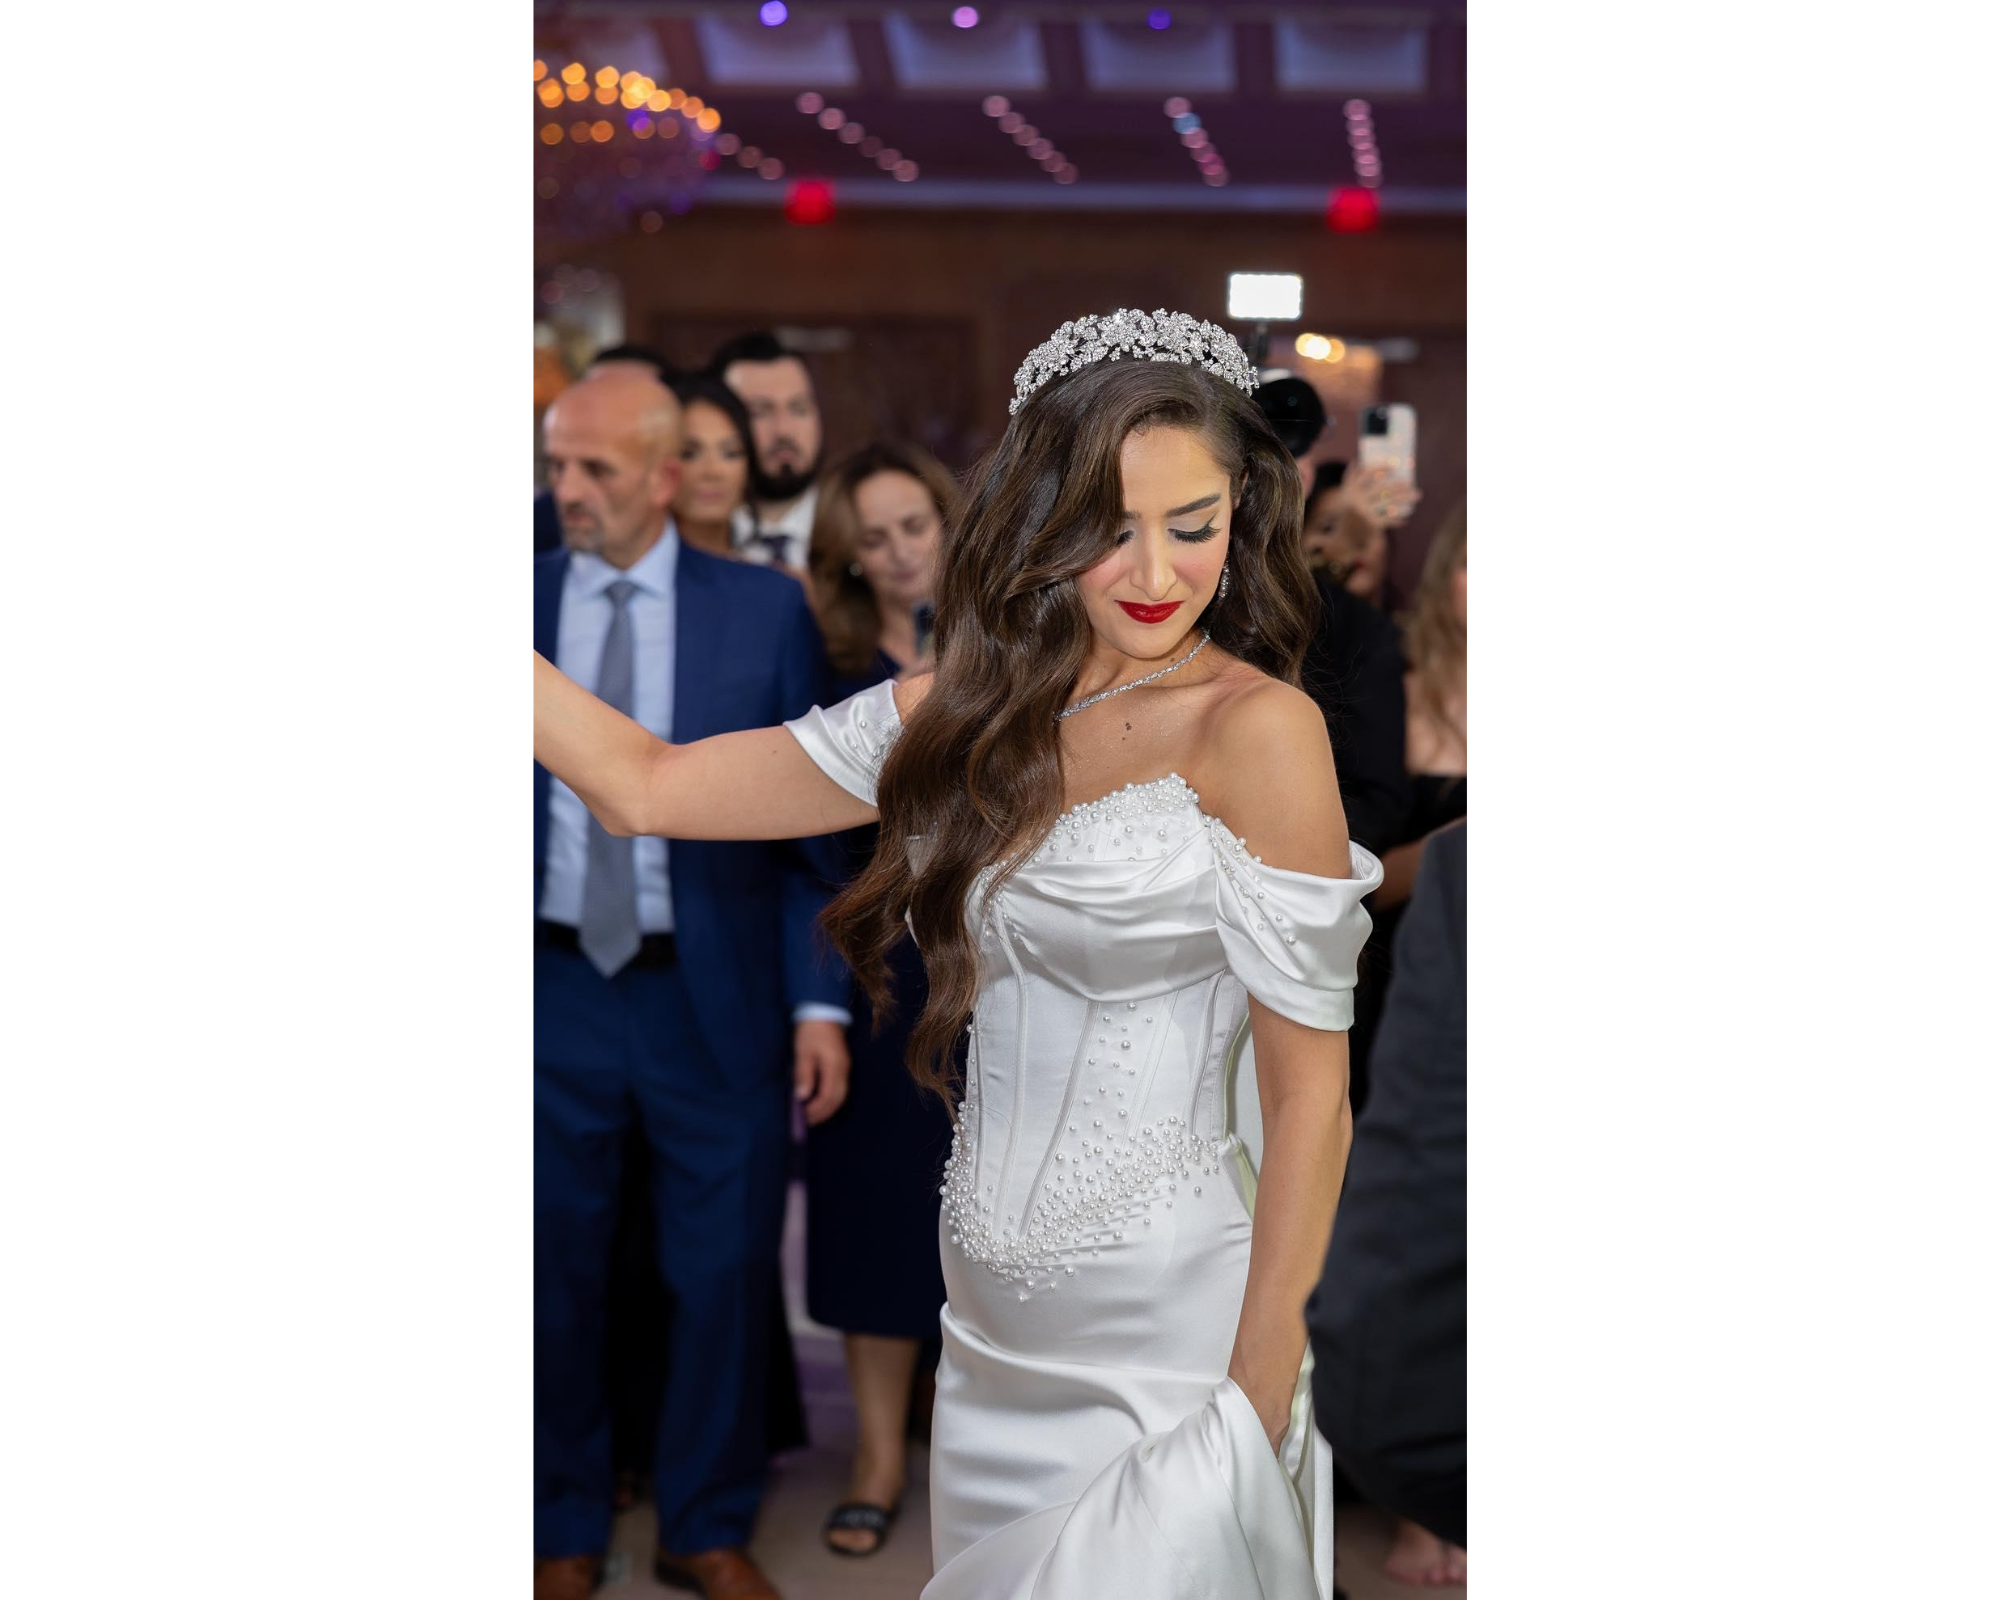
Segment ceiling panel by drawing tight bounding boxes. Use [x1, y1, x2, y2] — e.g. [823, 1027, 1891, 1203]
[1077, 21, 1238, 94]
[880, 13, 1049, 92]
[694, 14, 860, 88]
[1272, 21, 1430, 94]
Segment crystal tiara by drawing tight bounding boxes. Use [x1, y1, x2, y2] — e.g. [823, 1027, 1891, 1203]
[1008, 308, 1258, 416]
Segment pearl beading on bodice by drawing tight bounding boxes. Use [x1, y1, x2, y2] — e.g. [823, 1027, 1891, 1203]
[941, 1105, 1229, 1301]
[1034, 774, 1206, 864]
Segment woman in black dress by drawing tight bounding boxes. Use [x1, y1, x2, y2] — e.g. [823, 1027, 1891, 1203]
[801, 441, 959, 1556]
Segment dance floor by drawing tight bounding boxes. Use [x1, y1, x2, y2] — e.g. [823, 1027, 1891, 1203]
[593, 1183, 1462, 1599]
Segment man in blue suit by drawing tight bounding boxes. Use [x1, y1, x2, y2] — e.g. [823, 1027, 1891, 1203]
[534, 369, 850, 1600]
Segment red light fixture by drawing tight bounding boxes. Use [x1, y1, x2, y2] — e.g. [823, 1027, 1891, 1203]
[1326, 186, 1380, 233]
[785, 178, 836, 225]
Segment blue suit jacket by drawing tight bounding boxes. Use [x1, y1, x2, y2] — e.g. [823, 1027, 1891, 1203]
[534, 544, 851, 1074]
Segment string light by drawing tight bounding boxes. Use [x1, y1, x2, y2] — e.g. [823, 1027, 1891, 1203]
[1344, 99, 1382, 190]
[1162, 96, 1225, 185]
[799, 92, 919, 178]
[984, 93, 1074, 183]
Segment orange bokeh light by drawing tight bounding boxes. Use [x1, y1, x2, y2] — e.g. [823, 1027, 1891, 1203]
[594, 66, 618, 88]
[540, 123, 563, 145]
[561, 63, 585, 85]
[697, 108, 720, 132]
[566, 82, 588, 102]
[533, 60, 548, 81]
[591, 120, 614, 142]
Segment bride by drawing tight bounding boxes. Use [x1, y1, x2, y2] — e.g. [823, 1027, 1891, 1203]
[534, 309, 1383, 1598]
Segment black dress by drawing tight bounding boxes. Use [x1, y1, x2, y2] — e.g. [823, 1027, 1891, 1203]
[805, 652, 954, 1338]
[1348, 774, 1466, 1117]
[1299, 571, 1411, 858]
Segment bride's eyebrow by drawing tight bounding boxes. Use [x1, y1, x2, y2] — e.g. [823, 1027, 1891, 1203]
[1119, 493, 1223, 520]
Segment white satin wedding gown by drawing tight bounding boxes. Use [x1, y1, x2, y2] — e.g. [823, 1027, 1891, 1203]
[787, 680, 1382, 1599]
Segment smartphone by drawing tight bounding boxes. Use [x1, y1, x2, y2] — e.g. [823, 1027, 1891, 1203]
[913, 601, 936, 659]
[1358, 402, 1418, 486]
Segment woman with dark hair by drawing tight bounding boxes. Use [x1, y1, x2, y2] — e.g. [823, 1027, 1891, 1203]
[808, 441, 954, 683]
[667, 374, 755, 558]
[801, 442, 954, 1556]
[536, 310, 1382, 1597]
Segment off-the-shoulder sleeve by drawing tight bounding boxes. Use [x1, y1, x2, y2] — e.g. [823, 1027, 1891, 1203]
[783, 678, 902, 808]
[1209, 821, 1385, 1031]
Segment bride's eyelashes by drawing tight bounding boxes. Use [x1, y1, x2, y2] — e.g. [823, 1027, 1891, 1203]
[1112, 520, 1219, 547]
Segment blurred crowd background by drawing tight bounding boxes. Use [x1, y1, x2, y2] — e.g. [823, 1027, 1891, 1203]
[532, 5, 1464, 1597]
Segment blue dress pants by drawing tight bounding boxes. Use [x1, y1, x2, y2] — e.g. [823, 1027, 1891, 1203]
[534, 942, 789, 1557]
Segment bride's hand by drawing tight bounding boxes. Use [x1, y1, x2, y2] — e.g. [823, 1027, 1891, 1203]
[1229, 1359, 1294, 1453]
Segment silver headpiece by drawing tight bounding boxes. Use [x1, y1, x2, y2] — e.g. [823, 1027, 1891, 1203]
[1009, 308, 1258, 416]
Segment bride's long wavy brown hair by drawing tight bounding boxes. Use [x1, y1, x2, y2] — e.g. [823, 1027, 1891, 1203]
[821, 357, 1315, 1107]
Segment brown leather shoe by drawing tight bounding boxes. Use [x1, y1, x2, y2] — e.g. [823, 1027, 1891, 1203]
[533, 1553, 601, 1600]
[652, 1544, 781, 1600]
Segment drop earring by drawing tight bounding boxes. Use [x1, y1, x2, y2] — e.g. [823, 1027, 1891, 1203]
[1217, 562, 1232, 601]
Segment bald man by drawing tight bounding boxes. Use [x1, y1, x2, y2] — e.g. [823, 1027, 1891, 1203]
[534, 372, 850, 1600]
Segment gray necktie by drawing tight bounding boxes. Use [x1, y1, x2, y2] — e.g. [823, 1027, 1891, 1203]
[579, 580, 642, 978]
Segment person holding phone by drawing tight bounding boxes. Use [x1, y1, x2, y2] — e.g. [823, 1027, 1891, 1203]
[802, 441, 955, 1558]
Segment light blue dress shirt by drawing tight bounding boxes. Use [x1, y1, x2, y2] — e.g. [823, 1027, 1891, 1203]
[539, 521, 848, 1027]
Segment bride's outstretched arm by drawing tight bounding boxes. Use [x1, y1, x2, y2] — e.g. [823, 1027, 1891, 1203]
[534, 650, 876, 840]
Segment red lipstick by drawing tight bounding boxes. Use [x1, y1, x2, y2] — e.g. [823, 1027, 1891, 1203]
[1117, 600, 1183, 625]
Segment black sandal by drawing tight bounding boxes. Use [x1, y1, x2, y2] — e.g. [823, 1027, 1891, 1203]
[822, 1500, 901, 1557]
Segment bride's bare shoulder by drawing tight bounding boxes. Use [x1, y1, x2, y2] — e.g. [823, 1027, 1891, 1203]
[1190, 663, 1347, 874]
[891, 665, 936, 721]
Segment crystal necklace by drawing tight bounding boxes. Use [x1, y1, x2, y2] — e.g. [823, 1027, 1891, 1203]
[1057, 630, 1212, 722]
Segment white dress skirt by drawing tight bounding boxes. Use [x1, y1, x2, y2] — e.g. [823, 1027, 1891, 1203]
[787, 681, 1381, 1599]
